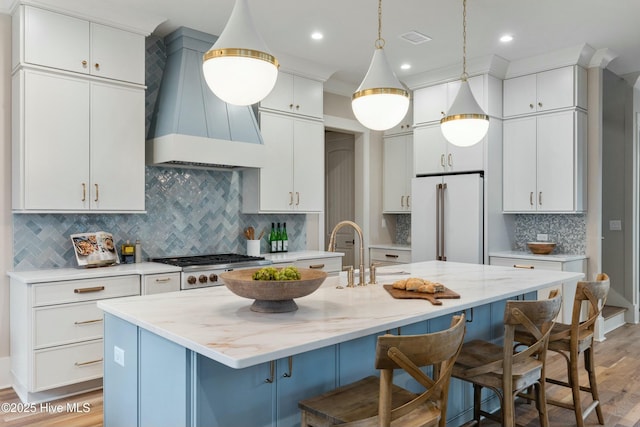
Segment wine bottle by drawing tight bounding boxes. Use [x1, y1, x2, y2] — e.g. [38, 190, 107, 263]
[276, 222, 283, 252]
[282, 222, 289, 252]
[270, 222, 277, 253]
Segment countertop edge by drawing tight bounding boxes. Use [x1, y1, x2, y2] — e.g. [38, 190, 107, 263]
[489, 251, 588, 262]
[7, 262, 182, 283]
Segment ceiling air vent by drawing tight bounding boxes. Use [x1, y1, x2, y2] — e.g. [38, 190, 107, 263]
[399, 30, 432, 45]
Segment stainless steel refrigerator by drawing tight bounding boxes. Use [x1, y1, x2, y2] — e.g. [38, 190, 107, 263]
[411, 173, 484, 264]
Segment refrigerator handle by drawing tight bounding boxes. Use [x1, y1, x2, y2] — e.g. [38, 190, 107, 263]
[441, 183, 447, 261]
[436, 183, 441, 260]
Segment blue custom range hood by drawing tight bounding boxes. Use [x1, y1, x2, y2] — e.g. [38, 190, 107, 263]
[147, 27, 265, 169]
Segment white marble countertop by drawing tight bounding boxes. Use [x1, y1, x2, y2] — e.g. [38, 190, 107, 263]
[7, 262, 181, 283]
[489, 251, 588, 262]
[369, 243, 411, 251]
[263, 250, 344, 263]
[98, 261, 583, 369]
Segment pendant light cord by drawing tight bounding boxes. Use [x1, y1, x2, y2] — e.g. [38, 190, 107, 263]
[375, 0, 385, 49]
[461, 0, 468, 81]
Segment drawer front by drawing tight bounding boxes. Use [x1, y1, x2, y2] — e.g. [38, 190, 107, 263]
[34, 301, 103, 349]
[33, 275, 140, 306]
[142, 273, 180, 295]
[294, 257, 342, 274]
[34, 340, 103, 391]
[370, 248, 412, 265]
[489, 257, 562, 271]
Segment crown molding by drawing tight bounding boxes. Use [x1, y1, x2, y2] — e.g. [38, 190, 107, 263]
[272, 51, 335, 83]
[504, 43, 596, 78]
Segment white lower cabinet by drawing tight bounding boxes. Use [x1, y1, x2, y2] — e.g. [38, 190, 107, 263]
[293, 256, 342, 275]
[489, 254, 587, 323]
[142, 272, 180, 295]
[369, 247, 412, 266]
[10, 274, 140, 402]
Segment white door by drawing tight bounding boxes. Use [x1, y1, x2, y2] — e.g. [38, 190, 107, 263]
[503, 117, 537, 212]
[259, 112, 294, 211]
[90, 83, 145, 210]
[325, 131, 355, 267]
[503, 74, 537, 117]
[441, 174, 483, 263]
[24, 71, 90, 210]
[536, 67, 574, 113]
[91, 23, 144, 84]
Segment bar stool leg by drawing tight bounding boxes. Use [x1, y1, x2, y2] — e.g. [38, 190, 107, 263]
[535, 381, 550, 427]
[569, 347, 585, 427]
[585, 347, 604, 424]
[473, 384, 482, 425]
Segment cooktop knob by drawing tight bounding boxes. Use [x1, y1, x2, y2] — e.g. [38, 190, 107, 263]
[187, 275, 197, 285]
[199, 275, 208, 283]
[209, 274, 218, 282]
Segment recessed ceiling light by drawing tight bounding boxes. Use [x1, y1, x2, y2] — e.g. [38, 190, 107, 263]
[311, 32, 323, 40]
[400, 63, 411, 70]
[500, 34, 513, 43]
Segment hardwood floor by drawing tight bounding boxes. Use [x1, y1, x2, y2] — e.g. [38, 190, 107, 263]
[1, 324, 640, 426]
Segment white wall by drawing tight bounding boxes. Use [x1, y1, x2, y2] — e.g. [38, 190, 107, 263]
[0, 13, 12, 386]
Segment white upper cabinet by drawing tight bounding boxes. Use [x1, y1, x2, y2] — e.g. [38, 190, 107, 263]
[503, 66, 586, 118]
[413, 75, 485, 125]
[503, 110, 586, 213]
[17, 5, 144, 84]
[260, 72, 324, 119]
[413, 124, 484, 176]
[383, 102, 413, 137]
[383, 134, 413, 213]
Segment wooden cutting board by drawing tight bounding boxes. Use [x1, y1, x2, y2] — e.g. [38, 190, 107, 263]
[383, 284, 460, 306]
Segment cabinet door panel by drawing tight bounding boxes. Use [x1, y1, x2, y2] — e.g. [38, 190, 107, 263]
[24, 71, 90, 210]
[446, 137, 485, 173]
[413, 84, 447, 125]
[293, 119, 324, 211]
[503, 74, 537, 117]
[536, 67, 574, 113]
[24, 6, 89, 74]
[536, 111, 575, 211]
[259, 114, 294, 211]
[91, 83, 145, 210]
[413, 125, 446, 175]
[294, 76, 323, 119]
[91, 23, 144, 84]
[383, 135, 408, 212]
[260, 72, 293, 113]
[503, 117, 537, 211]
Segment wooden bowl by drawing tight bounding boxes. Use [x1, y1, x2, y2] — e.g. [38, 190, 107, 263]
[527, 242, 556, 255]
[220, 268, 328, 313]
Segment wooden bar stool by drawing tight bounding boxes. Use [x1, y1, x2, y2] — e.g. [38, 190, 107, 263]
[515, 273, 609, 427]
[452, 292, 562, 427]
[298, 314, 466, 427]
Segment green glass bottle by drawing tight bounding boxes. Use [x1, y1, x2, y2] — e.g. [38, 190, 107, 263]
[270, 222, 277, 253]
[282, 222, 289, 252]
[276, 222, 283, 252]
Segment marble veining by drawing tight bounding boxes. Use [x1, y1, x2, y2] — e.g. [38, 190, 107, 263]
[98, 261, 583, 369]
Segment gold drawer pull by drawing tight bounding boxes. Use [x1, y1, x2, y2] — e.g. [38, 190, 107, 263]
[385, 254, 399, 258]
[75, 358, 103, 367]
[513, 264, 534, 269]
[309, 264, 325, 269]
[155, 277, 172, 283]
[74, 318, 103, 325]
[74, 286, 105, 294]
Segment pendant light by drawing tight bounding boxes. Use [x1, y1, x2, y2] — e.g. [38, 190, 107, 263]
[440, 0, 489, 147]
[202, 0, 279, 106]
[351, 0, 409, 131]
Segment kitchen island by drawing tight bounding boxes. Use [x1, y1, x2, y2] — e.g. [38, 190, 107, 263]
[98, 261, 583, 427]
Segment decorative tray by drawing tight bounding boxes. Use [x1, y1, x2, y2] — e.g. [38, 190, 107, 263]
[383, 284, 460, 306]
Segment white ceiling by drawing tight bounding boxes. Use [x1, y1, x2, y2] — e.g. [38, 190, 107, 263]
[7, 0, 640, 91]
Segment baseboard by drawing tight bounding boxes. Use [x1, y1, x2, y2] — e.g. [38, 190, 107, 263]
[0, 356, 11, 389]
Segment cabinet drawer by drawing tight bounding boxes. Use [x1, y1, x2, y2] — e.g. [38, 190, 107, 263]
[142, 273, 180, 295]
[294, 257, 342, 274]
[33, 275, 140, 306]
[34, 340, 103, 391]
[370, 248, 412, 265]
[489, 257, 562, 271]
[34, 301, 103, 349]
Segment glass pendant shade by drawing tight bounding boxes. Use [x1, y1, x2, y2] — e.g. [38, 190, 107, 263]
[202, 0, 279, 106]
[352, 48, 410, 131]
[440, 80, 489, 147]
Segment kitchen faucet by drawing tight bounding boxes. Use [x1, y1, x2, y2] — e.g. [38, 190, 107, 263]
[327, 220, 366, 286]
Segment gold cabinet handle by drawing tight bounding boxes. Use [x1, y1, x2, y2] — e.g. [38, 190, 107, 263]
[296, 192, 300, 206]
[529, 103, 534, 109]
[81, 183, 86, 202]
[74, 286, 105, 294]
[539, 191, 542, 205]
[94, 184, 99, 202]
[385, 254, 399, 258]
[309, 264, 325, 269]
[400, 195, 405, 207]
[94, 63, 100, 70]
[440, 154, 445, 167]
[282, 356, 293, 378]
[529, 192, 534, 206]
[448, 153, 453, 167]
[81, 60, 88, 68]
[74, 318, 103, 325]
[155, 277, 172, 283]
[289, 103, 294, 109]
[289, 191, 293, 206]
[75, 358, 103, 367]
[265, 360, 275, 383]
[538, 102, 542, 108]
[513, 264, 534, 269]
[406, 195, 410, 208]
[295, 105, 300, 110]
